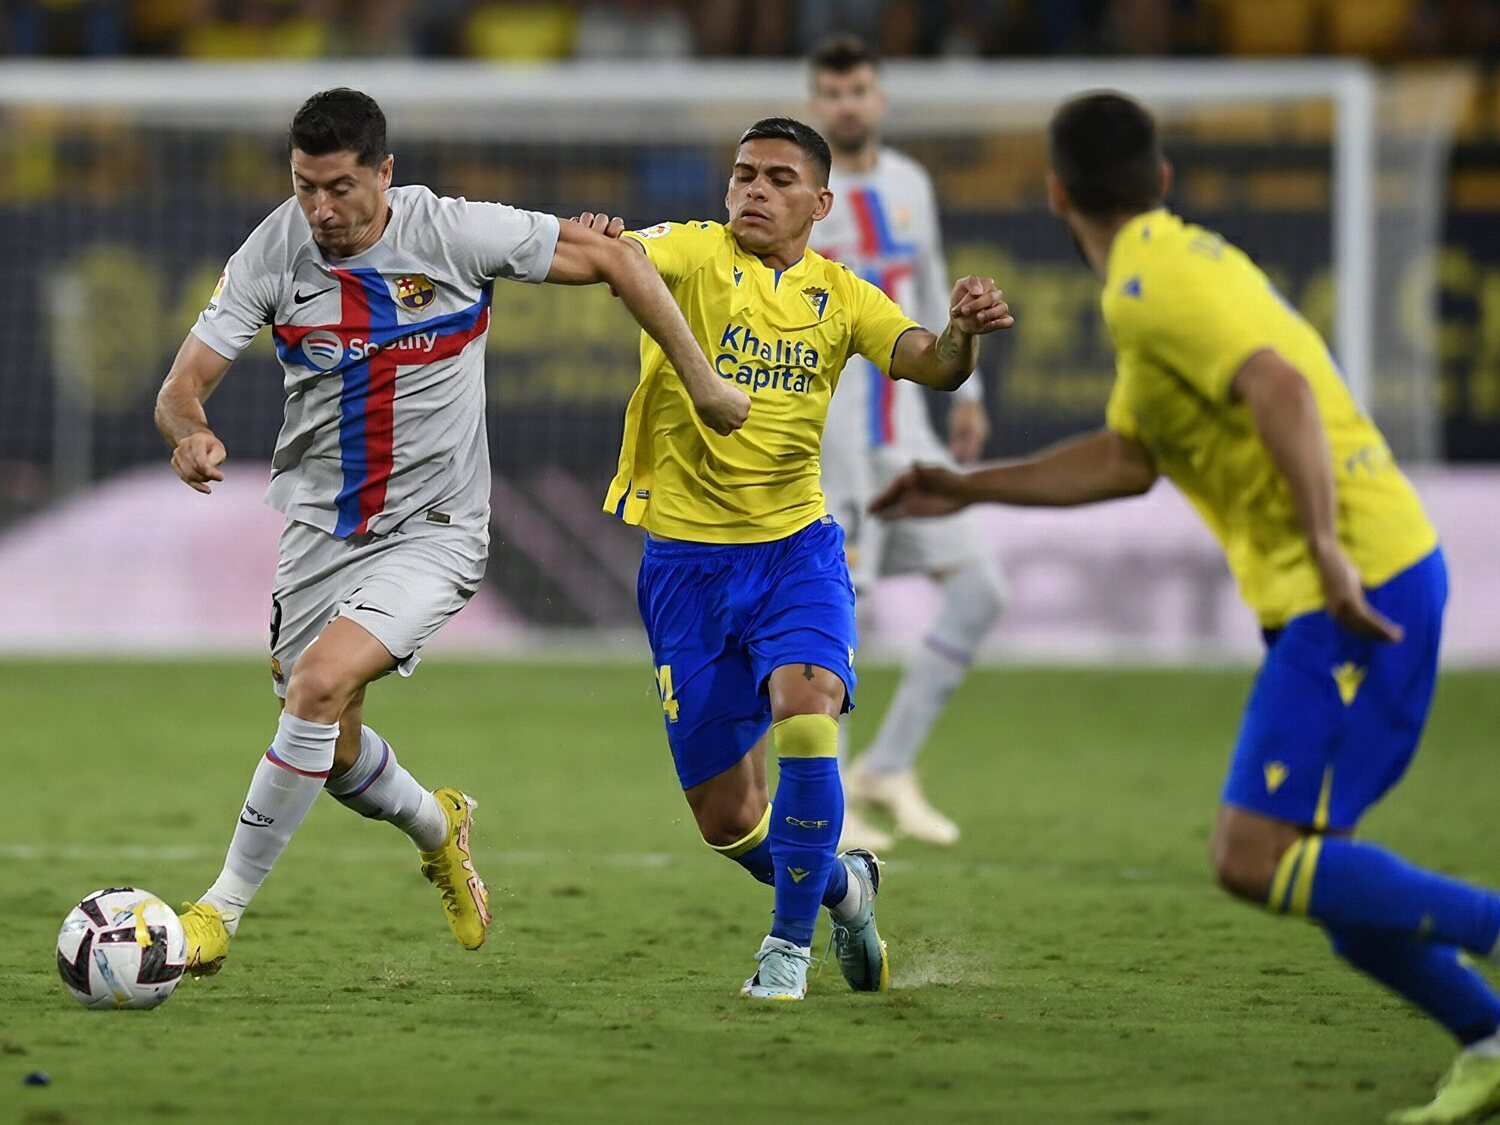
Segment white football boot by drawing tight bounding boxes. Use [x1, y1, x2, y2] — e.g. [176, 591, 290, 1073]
[837, 806, 894, 853]
[740, 936, 812, 1001]
[848, 769, 960, 847]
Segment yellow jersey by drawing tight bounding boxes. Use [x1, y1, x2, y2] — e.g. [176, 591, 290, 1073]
[1102, 209, 1437, 627]
[605, 220, 920, 542]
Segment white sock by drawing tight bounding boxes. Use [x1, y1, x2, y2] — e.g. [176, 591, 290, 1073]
[325, 726, 447, 851]
[859, 557, 1007, 776]
[202, 712, 337, 935]
[859, 644, 967, 776]
[827, 862, 865, 924]
[1467, 1028, 1500, 1058]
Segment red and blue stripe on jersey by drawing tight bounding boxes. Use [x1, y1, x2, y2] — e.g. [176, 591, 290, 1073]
[272, 269, 492, 538]
[845, 189, 916, 448]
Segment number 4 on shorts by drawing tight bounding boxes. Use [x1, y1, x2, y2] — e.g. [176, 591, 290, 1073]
[655, 665, 680, 723]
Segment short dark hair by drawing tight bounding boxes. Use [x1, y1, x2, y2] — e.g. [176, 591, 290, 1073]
[1048, 91, 1164, 220]
[288, 88, 388, 168]
[809, 33, 878, 75]
[738, 117, 832, 186]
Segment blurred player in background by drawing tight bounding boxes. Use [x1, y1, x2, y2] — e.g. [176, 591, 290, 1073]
[808, 36, 1009, 852]
[578, 116, 1011, 999]
[155, 87, 744, 977]
[876, 91, 1500, 1125]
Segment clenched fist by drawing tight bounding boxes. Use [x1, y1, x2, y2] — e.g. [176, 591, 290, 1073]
[171, 430, 227, 494]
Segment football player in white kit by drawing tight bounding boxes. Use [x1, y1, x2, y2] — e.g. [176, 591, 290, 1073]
[808, 38, 1009, 849]
[154, 88, 748, 975]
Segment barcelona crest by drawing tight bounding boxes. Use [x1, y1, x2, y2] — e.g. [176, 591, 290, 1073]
[802, 286, 829, 319]
[394, 274, 435, 310]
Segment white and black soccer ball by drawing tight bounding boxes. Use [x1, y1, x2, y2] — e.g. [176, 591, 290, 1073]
[56, 888, 186, 1010]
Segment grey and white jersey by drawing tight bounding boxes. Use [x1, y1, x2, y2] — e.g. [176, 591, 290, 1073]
[192, 184, 559, 538]
[812, 148, 978, 476]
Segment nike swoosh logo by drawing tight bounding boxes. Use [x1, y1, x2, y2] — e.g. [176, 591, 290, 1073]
[351, 603, 393, 617]
[293, 286, 336, 305]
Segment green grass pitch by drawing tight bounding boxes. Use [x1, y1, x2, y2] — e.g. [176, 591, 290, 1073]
[3, 659, 1498, 1124]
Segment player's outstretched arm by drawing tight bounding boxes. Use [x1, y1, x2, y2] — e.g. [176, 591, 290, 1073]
[870, 428, 1157, 520]
[155, 334, 233, 494]
[889, 276, 1013, 391]
[1233, 349, 1403, 642]
[545, 217, 749, 436]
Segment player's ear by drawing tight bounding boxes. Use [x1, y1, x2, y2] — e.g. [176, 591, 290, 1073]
[378, 154, 394, 190]
[1045, 171, 1068, 217]
[1158, 159, 1173, 203]
[812, 187, 835, 223]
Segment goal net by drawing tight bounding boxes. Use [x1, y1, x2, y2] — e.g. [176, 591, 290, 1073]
[0, 60, 1465, 656]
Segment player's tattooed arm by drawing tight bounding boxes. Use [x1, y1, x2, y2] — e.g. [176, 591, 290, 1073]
[890, 276, 1013, 391]
[155, 334, 233, 495]
[548, 215, 749, 436]
[933, 320, 972, 369]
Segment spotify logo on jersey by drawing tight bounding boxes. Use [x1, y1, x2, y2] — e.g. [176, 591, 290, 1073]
[302, 330, 345, 371]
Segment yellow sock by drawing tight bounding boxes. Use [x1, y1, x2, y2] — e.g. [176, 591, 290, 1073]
[771, 713, 839, 758]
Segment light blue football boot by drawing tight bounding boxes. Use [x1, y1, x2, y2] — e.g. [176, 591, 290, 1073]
[830, 848, 889, 992]
[740, 936, 812, 1001]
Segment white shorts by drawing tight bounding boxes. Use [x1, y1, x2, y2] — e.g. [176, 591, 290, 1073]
[823, 445, 988, 590]
[269, 516, 488, 697]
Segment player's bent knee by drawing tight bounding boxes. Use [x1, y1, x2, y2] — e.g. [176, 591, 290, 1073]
[684, 765, 767, 847]
[1210, 805, 1308, 906]
[956, 557, 1009, 626]
[1210, 838, 1282, 904]
[931, 558, 1008, 655]
[692, 791, 768, 848]
[978, 563, 1010, 623]
[699, 806, 768, 850]
[284, 659, 360, 722]
[1212, 854, 1270, 902]
[767, 670, 845, 722]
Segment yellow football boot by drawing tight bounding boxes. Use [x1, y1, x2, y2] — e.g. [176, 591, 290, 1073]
[179, 901, 233, 978]
[419, 788, 491, 950]
[1389, 1053, 1500, 1125]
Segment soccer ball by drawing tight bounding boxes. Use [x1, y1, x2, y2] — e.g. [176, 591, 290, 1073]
[56, 888, 186, 1010]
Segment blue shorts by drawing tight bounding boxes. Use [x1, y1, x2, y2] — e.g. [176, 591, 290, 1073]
[1221, 549, 1447, 832]
[637, 516, 857, 790]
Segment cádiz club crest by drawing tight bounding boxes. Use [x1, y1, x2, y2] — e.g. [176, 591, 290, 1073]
[394, 274, 435, 310]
